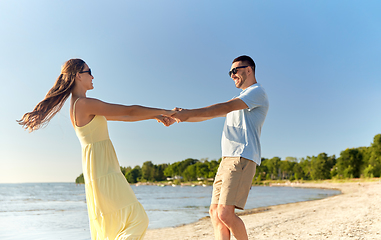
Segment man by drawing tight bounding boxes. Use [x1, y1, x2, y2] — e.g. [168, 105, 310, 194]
[172, 55, 269, 240]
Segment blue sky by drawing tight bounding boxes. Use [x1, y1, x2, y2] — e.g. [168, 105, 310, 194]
[1, 0, 380, 183]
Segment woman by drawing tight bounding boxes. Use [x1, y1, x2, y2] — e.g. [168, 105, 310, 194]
[18, 58, 174, 240]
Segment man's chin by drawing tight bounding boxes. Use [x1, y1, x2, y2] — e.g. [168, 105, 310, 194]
[235, 83, 242, 88]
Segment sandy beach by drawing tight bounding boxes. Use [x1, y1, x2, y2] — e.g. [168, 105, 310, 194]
[145, 181, 381, 240]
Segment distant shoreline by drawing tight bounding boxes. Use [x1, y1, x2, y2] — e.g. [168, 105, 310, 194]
[3, 177, 378, 188]
[129, 178, 380, 188]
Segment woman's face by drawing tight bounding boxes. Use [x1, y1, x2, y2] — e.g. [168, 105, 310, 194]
[79, 63, 94, 90]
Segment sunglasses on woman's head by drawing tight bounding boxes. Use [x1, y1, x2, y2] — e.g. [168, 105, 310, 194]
[80, 68, 92, 76]
[229, 66, 248, 77]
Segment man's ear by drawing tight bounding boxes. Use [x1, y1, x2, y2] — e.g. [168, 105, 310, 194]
[76, 72, 81, 79]
[246, 66, 253, 76]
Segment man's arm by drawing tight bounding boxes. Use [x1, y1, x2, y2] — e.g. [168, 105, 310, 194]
[172, 98, 248, 122]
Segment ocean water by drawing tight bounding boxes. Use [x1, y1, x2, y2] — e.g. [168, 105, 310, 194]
[0, 182, 340, 240]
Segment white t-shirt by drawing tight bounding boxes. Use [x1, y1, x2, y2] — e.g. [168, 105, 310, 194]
[221, 83, 269, 165]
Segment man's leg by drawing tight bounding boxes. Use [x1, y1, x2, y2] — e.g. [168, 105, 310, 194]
[217, 204, 248, 240]
[210, 204, 231, 240]
[209, 157, 255, 239]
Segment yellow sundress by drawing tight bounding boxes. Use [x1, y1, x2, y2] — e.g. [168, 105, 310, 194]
[73, 99, 149, 240]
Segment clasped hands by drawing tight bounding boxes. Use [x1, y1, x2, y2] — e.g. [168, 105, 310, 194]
[155, 107, 189, 127]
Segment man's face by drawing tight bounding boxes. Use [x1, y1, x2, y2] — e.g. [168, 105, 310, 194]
[230, 61, 248, 89]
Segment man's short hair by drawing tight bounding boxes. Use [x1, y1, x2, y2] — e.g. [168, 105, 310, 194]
[232, 55, 256, 73]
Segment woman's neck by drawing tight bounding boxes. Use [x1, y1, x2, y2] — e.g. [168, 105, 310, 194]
[71, 87, 87, 99]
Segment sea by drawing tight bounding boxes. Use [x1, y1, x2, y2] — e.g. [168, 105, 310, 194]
[0, 182, 340, 240]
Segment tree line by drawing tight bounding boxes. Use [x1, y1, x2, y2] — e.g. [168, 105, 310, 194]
[76, 134, 381, 184]
[76, 158, 220, 184]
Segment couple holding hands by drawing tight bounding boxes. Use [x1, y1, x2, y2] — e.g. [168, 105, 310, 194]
[19, 55, 268, 240]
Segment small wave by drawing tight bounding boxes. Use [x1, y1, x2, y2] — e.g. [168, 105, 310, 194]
[184, 206, 209, 209]
[0, 208, 64, 213]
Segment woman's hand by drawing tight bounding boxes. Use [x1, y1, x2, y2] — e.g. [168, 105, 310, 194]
[155, 114, 176, 127]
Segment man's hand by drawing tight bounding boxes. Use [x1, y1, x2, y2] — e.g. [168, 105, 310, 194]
[155, 115, 176, 127]
[171, 107, 191, 122]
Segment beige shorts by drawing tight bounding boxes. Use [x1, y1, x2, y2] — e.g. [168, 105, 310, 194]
[211, 157, 257, 210]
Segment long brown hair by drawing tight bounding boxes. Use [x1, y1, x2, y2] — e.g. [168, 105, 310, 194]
[18, 59, 86, 132]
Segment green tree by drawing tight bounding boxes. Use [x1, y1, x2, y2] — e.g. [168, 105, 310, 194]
[183, 164, 197, 181]
[255, 158, 269, 180]
[164, 158, 198, 177]
[141, 161, 156, 181]
[120, 166, 131, 176]
[181, 158, 220, 181]
[75, 173, 85, 184]
[367, 134, 381, 177]
[125, 165, 142, 183]
[279, 160, 295, 179]
[310, 153, 335, 180]
[154, 163, 168, 181]
[285, 156, 298, 162]
[179, 158, 199, 175]
[292, 163, 304, 180]
[163, 162, 179, 177]
[262, 157, 281, 179]
[335, 148, 363, 178]
[299, 157, 312, 180]
[196, 161, 210, 179]
[363, 164, 374, 178]
[207, 159, 220, 178]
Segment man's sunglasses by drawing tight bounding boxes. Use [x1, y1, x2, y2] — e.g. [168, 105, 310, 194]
[229, 66, 248, 77]
[80, 68, 92, 76]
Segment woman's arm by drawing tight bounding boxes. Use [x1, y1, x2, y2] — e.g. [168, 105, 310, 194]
[75, 98, 174, 124]
[106, 114, 176, 126]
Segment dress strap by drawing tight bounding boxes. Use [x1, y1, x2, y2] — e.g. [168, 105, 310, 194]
[73, 98, 80, 127]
